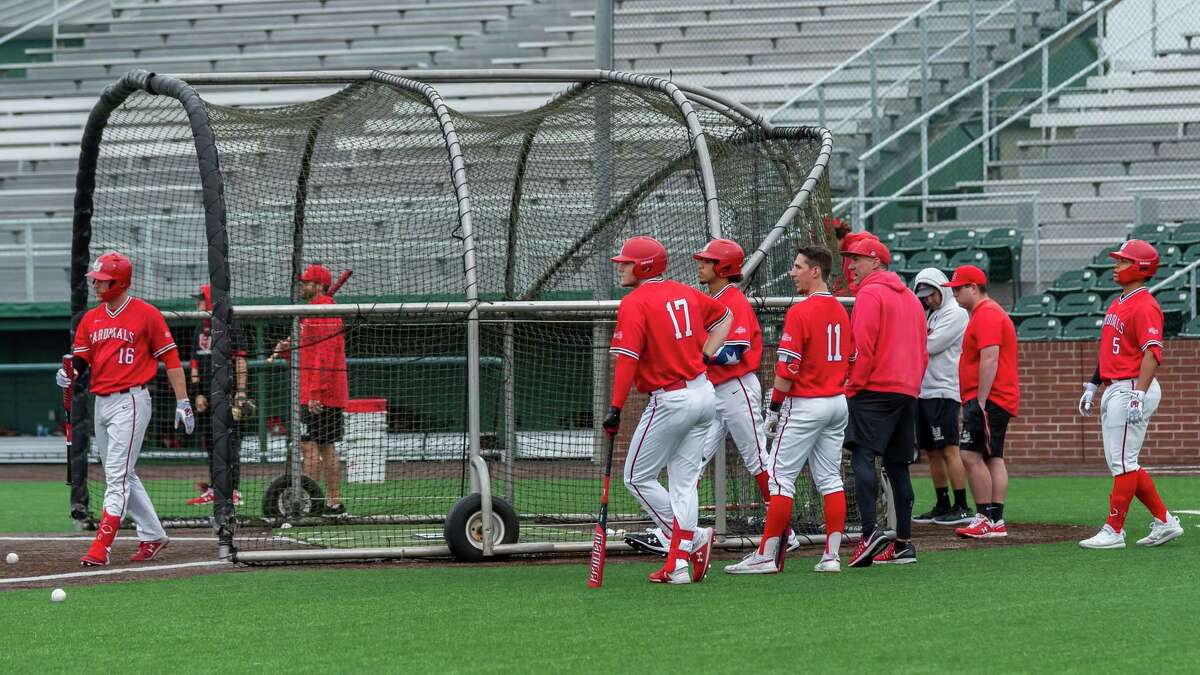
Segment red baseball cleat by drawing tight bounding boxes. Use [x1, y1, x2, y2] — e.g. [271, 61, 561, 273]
[648, 565, 691, 584]
[689, 527, 713, 583]
[130, 539, 169, 562]
[80, 550, 109, 566]
[955, 514, 1006, 539]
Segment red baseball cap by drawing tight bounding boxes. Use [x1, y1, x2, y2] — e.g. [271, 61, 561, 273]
[942, 264, 988, 288]
[842, 236, 892, 267]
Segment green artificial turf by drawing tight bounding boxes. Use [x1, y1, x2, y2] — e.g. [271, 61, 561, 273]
[2, 540, 1197, 673]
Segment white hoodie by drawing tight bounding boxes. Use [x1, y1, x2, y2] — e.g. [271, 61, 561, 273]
[913, 268, 968, 401]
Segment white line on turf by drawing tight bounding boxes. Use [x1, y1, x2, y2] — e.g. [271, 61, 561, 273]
[0, 536, 218, 542]
[1175, 510, 1200, 516]
[0, 560, 229, 585]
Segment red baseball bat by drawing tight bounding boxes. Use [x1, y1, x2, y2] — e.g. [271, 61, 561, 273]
[62, 354, 73, 451]
[587, 434, 616, 588]
[328, 269, 353, 296]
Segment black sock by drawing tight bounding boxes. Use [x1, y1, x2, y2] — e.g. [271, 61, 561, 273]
[885, 461, 915, 540]
[851, 447, 879, 538]
[953, 489, 968, 509]
[992, 503, 1004, 522]
[976, 502, 991, 517]
[935, 487, 950, 509]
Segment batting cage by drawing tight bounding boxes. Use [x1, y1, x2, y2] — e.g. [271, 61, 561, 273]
[67, 68, 888, 563]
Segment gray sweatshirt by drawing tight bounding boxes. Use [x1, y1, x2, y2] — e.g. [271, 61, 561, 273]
[913, 268, 969, 401]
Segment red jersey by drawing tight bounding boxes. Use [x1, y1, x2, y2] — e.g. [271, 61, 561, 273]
[775, 292, 853, 398]
[1099, 286, 1164, 381]
[959, 297, 1020, 416]
[298, 294, 349, 407]
[610, 278, 731, 392]
[72, 296, 179, 395]
[706, 284, 762, 386]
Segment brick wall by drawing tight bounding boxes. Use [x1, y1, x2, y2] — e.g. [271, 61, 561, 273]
[1005, 340, 1200, 465]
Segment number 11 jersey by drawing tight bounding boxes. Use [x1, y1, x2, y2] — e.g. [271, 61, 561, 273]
[775, 292, 853, 398]
[609, 278, 731, 393]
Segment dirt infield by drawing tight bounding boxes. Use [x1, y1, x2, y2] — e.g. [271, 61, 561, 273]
[0, 521, 1094, 591]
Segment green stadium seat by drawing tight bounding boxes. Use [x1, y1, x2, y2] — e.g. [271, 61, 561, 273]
[937, 228, 978, 256]
[1017, 316, 1063, 341]
[902, 249, 947, 274]
[1169, 222, 1200, 247]
[1181, 244, 1200, 265]
[1102, 291, 1122, 308]
[1087, 245, 1120, 274]
[1179, 314, 1200, 338]
[1011, 293, 1055, 318]
[878, 230, 905, 250]
[1062, 315, 1105, 341]
[1049, 269, 1096, 296]
[1158, 290, 1192, 336]
[894, 229, 940, 253]
[1053, 291, 1103, 318]
[1154, 267, 1190, 289]
[946, 249, 990, 275]
[888, 250, 908, 271]
[1091, 275, 1121, 296]
[1158, 244, 1182, 267]
[979, 227, 1023, 288]
[1129, 223, 1171, 243]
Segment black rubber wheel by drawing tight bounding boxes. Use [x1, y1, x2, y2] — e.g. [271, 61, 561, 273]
[443, 494, 519, 562]
[261, 474, 325, 519]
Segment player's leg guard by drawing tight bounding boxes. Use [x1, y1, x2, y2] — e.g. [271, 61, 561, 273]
[1106, 471, 1139, 532]
[823, 491, 846, 558]
[81, 511, 121, 565]
[1134, 468, 1168, 521]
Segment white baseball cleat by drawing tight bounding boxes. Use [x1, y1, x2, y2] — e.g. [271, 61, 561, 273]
[786, 530, 802, 552]
[813, 555, 841, 573]
[724, 551, 779, 575]
[1079, 524, 1126, 549]
[648, 563, 691, 584]
[1136, 513, 1184, 547]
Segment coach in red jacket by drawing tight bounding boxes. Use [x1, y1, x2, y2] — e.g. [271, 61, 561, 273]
[840, 236, 928, 567]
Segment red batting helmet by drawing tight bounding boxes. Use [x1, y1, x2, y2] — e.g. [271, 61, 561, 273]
[611, 236, 668, 279]
[85, 252, 132, 302]
[300, 264, 333, 287]
[1109, 239, 1159, 283]
[692, 238, 744, 277]
[843, 236, 892, 267]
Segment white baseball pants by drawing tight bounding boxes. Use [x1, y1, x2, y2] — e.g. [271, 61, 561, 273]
[623, 375, 717, 535]
[767, 394, 847, 498]
[95, 386, 167, 542]
[1100, 379, 1162, 476]
[700, 372, 769, 475]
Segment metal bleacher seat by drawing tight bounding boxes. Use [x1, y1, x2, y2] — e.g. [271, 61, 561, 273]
[937, 228, 978, 256]
[1129, 223, 1172, 243]
[1017, 316, 1062, 341]
[1011, 292, 1055, 318]
[1049, 269, 1096, 296]
[1061, 315, 1104, 341]
[1169, 222, 1200, 247]
[945, 248, 989, 276]
[1052, 291, 1102, 318]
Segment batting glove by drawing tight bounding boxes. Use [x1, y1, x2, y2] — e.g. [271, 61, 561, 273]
[1078, 382, 1097, 417]
[175, 399, 196, 435]
[601, 406, 621, 439]
[1126, 390, 1146, 424]
[763, 408, 780, 440]
[55, 367, 71, 389]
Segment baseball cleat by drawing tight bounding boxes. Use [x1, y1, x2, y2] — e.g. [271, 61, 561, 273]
[80, 550, 109, 566]
[648, 564, 691, 584]
[874, 541, 917, 564]
[785, 529, 802, 552]
[1079, 524, 1125, 550]
[186, 488, 214, 506]
[913, 504, 950, 524]
[986, 520, 1008, 538]
[933, 505, 974, 526]
[813, 555, 841, 573]
[848, 529, 892, 568]
[689, 527, 714, 583]
[725, 551, 779, 575]
[1136, 513, 1184, 547]
[956, 513, 999, 539]
[323, 503, 347, 516]
[131, 539, 169, 562]
[624, 529, 669, 557]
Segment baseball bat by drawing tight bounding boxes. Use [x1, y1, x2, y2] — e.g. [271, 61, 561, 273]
[587, 434, 616, 588]
[328, 269, 353, 296]
[62, 354, 73, 472]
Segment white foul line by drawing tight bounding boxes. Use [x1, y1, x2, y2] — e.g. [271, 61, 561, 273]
[1175, 510, 1200, 516]
[0, 560, 230, 585]
[0, 536, 218, 542]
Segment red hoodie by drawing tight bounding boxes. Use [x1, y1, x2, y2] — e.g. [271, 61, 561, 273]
[846, 270, 928, 398]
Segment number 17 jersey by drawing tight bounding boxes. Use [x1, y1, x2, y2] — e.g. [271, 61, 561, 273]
[610, 278, 731, 393]
[775, 292, 853, 398]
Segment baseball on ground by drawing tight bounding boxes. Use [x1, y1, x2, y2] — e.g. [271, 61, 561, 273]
[51, 589, 67, 603]
[4, 552, 16, 564]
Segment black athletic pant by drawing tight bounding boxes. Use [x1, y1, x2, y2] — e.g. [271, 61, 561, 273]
[198, 411, 241, 491]
[851, 447, 915, 540]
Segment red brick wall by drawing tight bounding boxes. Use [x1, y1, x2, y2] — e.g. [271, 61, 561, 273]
[1006, 340, 1200, 465]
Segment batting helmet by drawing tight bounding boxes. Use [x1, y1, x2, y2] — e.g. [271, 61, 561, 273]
[300, 264, 333, 287]
[1109, 239, 1159, 283]
[692, 238, 744, 277]
[843, 236, 892, 267]
[611, 236, 668, 279]
[85, 252, 132, 302]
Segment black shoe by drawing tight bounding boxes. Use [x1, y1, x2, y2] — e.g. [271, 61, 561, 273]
[324, 503, 346, 516]
[933, 505, 974, 526]
[913, 503, 951, 524]
[875, 541, 917, 565]
[849, 528, 893, 568]
[624, 530, 668, 556]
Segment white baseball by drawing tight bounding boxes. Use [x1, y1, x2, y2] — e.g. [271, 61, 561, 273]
[51, 588, 67, 603]
[4, 552, 16, 564]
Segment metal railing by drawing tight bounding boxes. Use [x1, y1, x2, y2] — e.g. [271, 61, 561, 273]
[0, 0, 91, 48]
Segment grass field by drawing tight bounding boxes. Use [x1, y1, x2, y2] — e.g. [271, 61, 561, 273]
[3, 475, 1197, 673]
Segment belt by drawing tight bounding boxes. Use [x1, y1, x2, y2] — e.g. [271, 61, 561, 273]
[100, 384, 147, 396]
[659, 380, 686, 392]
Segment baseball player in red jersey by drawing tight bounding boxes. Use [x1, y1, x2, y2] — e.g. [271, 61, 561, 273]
[1078, 240, 1184, 549]
[725, 246, 852, 574]
[273, 264, 350, 516]
[603, 236, 733, 584]
[58, 252, 195, 565]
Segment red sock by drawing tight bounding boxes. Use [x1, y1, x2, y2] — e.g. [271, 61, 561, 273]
[823, 491, 847, 557]
[1134, 468, 1168, 521]
[758, 495, 794, 554]
[88, 511, 121, 556]
[671, 529, 695, 567]
[1106, 472, 1138, 531]
[754, 471, 772, 504]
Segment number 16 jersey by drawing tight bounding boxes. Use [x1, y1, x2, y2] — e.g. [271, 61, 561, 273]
[775, 292, 853, 398]
[72, 296, 178, 395]
[610, 278, 731, 393]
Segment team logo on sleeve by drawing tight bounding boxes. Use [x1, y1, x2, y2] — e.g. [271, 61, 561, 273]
[734, 326, 747, 335]
[613, 330, 623, 340]
[781, 332, 792, 342]
[1148, 327, 1159, 335]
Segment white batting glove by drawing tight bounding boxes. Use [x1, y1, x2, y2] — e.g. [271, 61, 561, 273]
[763, 408, 780, 440]
[175, 400, 196, 435]
[1126, 390, 1146, 424]
[1077, 382, 1097, 417]
[55, 367, 71, 389]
